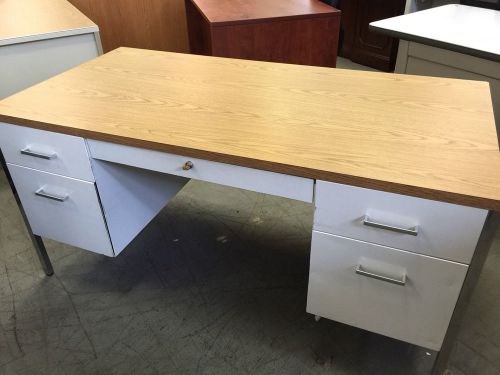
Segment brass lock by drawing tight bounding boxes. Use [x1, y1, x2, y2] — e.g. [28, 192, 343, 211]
[183, 161, 194, 170]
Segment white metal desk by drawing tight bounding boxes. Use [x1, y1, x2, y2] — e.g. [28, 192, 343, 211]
[0, 49, 499, 374]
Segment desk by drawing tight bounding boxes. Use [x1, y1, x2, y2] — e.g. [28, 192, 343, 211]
[185, 0, 341, 67]
[370, 4, 500, 142]
[0, 49, 499, 373]
[0, 0, 102, 275]
[0, 0, 102, 99]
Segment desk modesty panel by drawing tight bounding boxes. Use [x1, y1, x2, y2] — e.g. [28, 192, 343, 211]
[0, 48, 499, 210]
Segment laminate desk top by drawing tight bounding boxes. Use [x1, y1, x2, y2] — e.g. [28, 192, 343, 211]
[189, 0, 339, 26]
[0, 48, 499, 210]
[370, 5, 500, 63]
[0, 0, 97, 46]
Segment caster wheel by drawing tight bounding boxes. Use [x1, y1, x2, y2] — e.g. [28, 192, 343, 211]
[314, 315, 321, 322]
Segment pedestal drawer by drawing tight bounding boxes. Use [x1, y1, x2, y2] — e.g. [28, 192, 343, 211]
[307, 231, 467, 351]
[314, 181, 487, 263]
[0, 123, 94, 181]
[7, 164, 113, 256]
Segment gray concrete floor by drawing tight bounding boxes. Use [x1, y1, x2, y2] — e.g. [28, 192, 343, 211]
[1, 171, 499, 374]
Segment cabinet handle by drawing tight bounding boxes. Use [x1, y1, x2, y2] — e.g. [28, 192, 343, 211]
[21, 147, 57, 160]
[182, 161, 194, 170]
[363, 215, 418, 236]
[35, 188, 68, 202]
[355, 265, 407, 286]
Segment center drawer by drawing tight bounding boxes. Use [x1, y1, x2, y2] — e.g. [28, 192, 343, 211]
[314, 181, 487, 264]
[307, 231, 468, 351]
[7, 164, 113, 256]
[87, 139, 314, 203]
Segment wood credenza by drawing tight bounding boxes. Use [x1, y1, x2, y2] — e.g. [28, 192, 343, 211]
[185, 0, 341, 67]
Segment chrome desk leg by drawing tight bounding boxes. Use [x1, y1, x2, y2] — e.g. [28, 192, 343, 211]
[0, 150, 54, 276]
[432, 210, 499, 374]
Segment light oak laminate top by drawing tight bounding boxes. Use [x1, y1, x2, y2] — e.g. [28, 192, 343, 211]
[0, 0, 97, 46]
[0, 48, 499, 210]
[370, 5, 500, 63]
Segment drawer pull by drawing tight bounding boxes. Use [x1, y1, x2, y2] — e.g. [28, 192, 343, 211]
[363, 215, 418, 236]
[21, 147, 57, 160]
[355, 265, 407, 286]
[182, 161, 194, 170]
[35, 188, 68, 202]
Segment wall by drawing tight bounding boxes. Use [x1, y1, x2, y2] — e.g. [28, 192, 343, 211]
[404, 0, 458, 13]
[69, 0, 189, 53]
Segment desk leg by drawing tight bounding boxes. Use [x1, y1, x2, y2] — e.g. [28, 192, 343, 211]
[0, 150, 54, 276]
[432, 210, 499, 374]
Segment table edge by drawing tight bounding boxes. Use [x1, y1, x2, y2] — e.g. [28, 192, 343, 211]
[369, 23, 500, 64]
[0, 26, 99, 47]
[1, 114, 498, 211]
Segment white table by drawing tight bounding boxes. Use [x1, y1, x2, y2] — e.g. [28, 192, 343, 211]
[371, 4, 500, 143]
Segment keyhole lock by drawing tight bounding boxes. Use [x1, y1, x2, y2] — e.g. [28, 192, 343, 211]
[183, 161, 194, 170]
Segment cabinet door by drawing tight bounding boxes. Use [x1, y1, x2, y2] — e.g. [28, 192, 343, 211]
[339, 0, 405, 71]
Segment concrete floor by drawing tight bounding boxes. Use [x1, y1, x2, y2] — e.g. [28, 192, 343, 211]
[1, 171, 499, 374]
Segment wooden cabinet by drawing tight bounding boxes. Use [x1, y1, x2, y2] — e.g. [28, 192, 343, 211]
[338, 0, 405, 71]
[185, 0, 341, 67]
[68, 0, 189, 53]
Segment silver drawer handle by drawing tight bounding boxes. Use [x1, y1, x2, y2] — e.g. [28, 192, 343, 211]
[21, 147, 57, 160]
[363, 215, 418, 236]
[35, 188, 68, 202]
[355, 265, 407, 286]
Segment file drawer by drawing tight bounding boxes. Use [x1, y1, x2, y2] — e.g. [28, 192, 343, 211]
[314, 181, 487, 263]
[0, 123, 94, 181]
[7, 164, 113, 256]
[87, 140, 314, 203]
[307, 231, 468, 350]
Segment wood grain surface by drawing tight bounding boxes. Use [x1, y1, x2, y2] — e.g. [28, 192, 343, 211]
[189, 0, 339, 25]
[0, 0, 96, 42]
[0, 48, 499, 210]
[69, 0, 189, 53]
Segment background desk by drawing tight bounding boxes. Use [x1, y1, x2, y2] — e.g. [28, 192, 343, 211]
[185, 0, 341, 67]
[0, 0, 102, 100]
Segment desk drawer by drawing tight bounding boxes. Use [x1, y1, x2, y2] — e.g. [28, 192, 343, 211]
[314, 182, 487, 263]
[87, 140, 314, 203]
[7, 164, 113, 256]
[0, 123, 94, 181]
[307, 231, 467, 351]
